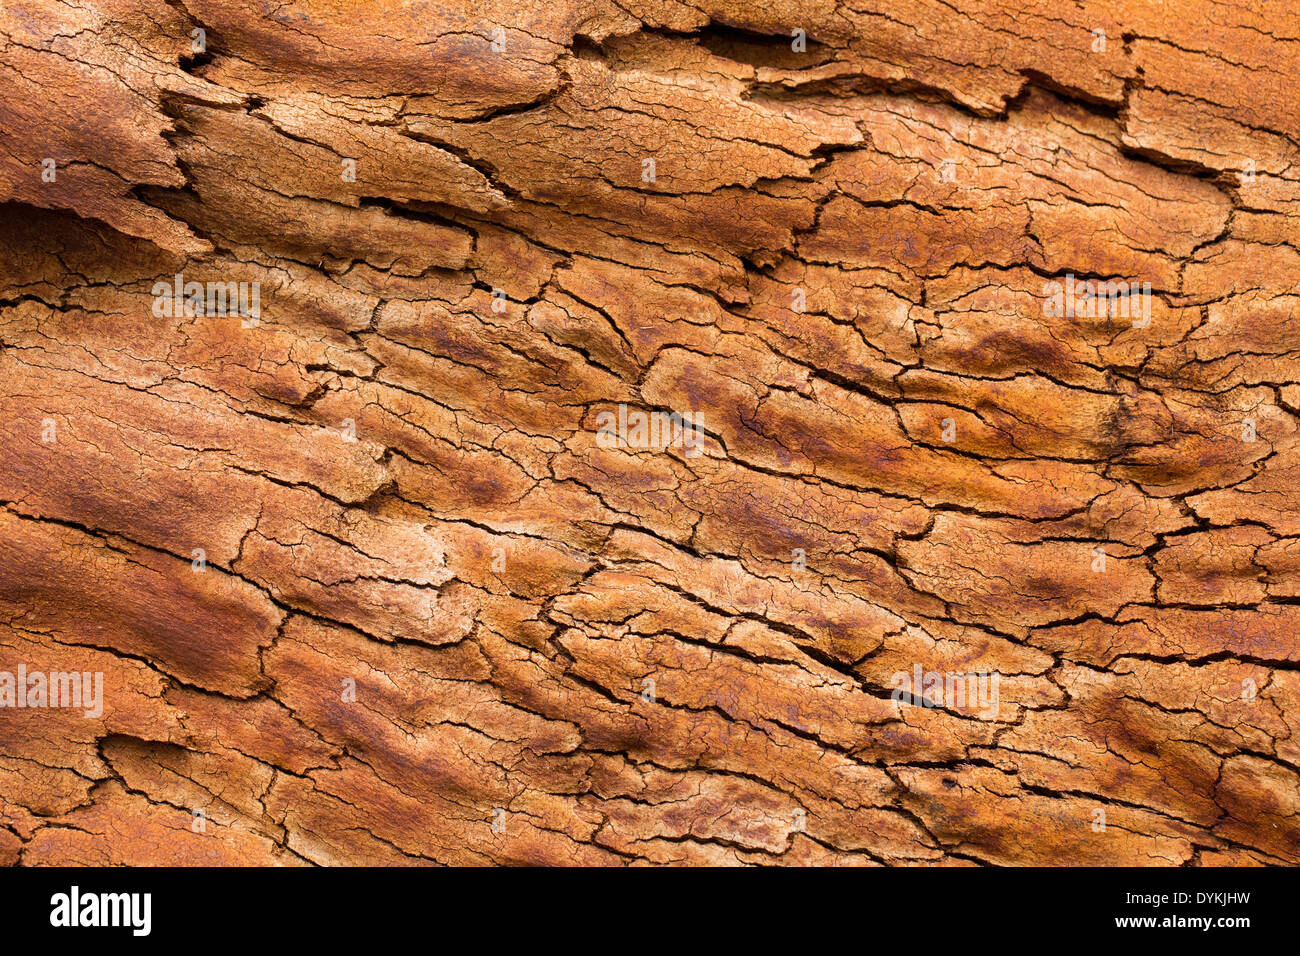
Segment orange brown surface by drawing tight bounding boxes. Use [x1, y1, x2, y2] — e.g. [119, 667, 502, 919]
[0, 0, 1298, 865]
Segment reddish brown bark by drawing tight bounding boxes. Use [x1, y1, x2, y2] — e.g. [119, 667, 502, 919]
[0, 0, 1298, 865]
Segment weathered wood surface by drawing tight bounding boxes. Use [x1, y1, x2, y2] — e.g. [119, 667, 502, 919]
[0, 0, 1298, 865]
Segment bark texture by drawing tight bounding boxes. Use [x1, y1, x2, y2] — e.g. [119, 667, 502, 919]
[1, 0, 1298, 866]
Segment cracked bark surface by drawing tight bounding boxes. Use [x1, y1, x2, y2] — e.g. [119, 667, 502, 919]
[1, 0, 1298, 866]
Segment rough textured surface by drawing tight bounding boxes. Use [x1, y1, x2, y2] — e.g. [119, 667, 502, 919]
[1, 0, 1298, 866]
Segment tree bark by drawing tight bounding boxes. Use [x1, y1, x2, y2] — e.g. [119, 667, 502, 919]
[0, 0, 1297, 865]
